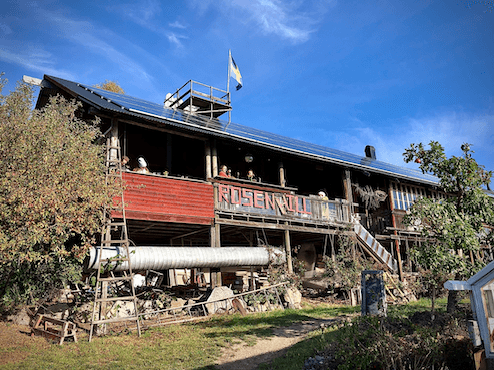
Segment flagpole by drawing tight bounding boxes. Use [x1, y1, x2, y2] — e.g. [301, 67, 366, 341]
[227, 49, 231, 126]
[227, 49, 231, 95]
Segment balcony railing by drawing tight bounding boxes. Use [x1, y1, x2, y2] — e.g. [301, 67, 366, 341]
[214, 182, 351, 225]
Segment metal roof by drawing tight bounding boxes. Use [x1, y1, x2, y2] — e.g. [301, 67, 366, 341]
[43, 75, 439, 186]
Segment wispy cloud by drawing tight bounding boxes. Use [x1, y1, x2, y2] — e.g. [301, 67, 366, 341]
[191, 0, 332, 43]
[231, 0, 331, 43]
[167, 33, 187, 48]
[244, 0, 315, 43]
[42, 12, 153, 83]
[109, 0, 188, 48]
[110, 0, 161, 28]
[169, 21, 187, 29]
[328, 111, 494, 169]
[0, 46, 75, 80]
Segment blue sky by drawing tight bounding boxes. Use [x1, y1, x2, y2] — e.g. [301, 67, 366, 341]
[1, 0, 493, 174]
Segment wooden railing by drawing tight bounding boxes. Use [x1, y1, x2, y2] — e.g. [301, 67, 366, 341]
[214, 181, 352, 225]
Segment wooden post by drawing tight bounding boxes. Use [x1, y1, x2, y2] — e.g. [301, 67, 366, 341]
[388, 184, 404, 281]
[211, 144, 220, 288]
[278, 162, 292, 273]
[343, 169, 354, 214]
[99, 281, 108, 335]
[284, 228, 293, 274]
[210, 224, 216, 248]
[205, 141, 212, 179]
[109, 117, 119, 162]
[331, 234, 336, 262]
[278, 161, 286, 187]
[215, 223, 221, 248]
[212, 140, 218, 177]
[214, 223, 222, 286]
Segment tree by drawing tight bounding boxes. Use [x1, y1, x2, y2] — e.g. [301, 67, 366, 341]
[93, 80, 125, 94]
[403, 141, 494, 313]
[0, 76, 116, 311]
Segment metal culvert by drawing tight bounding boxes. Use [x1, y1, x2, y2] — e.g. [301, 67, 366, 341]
[86, 246, 285, 271]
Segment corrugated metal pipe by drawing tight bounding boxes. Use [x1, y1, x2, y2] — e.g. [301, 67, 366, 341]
[86, 246, 285, 272]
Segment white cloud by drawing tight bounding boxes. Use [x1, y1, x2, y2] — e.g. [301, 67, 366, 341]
[169, 21, 187, 29]
[109, 1, 187, 49]
[190, 0, 332, 43]
[112, 0, 162, 26]
[329, 111, 494, 169]
[0, 47, 75, 80]
[231, 0, 317, 43]
[167, 33, 187, 48]
[43, 12, 153, 83]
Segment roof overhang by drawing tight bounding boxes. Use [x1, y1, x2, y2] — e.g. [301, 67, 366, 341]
[39, 75, 440, 187]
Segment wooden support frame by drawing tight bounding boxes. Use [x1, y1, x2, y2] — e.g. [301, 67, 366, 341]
[215, 217, 351, 235]
[388, 184, 404, 281]
[31, 314, 77, 345]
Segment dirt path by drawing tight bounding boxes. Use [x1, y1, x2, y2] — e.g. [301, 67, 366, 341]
[0, 322, 51, 366]
[214, 318, 342, 370]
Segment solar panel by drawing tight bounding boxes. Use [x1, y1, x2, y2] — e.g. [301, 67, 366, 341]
[48, 76, 438, 185]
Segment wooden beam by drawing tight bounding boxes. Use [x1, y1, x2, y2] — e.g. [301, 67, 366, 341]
[278, 162, 286, 187]
[170, 227, 209, 241]
[205, 140, 212, 179]
[388, 183, 404, 281]
[215, 217, 351, 235]
[284, 227, 293, 274]
[109, 115, 208, 141]
[343, 170, 354, 214]
[212, 140, 218, 177]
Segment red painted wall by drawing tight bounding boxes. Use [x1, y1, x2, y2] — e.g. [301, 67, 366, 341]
[116, 172, 214, 225]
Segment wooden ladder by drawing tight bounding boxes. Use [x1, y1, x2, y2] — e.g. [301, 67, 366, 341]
[89, 138, 141, 342]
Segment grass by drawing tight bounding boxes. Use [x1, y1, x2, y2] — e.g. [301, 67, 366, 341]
[260, 297, 465, 370]
[0, 298, 452, 370]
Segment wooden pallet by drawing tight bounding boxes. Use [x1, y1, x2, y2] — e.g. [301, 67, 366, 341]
[31, 314, 77, 345]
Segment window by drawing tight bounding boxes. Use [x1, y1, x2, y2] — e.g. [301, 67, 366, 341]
[390, 182, 426, 211]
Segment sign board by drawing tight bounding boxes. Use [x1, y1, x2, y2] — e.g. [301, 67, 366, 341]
[215, 183, 344, 223]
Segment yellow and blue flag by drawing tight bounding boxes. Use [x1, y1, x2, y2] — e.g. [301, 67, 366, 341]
[229, 54, 242, 90]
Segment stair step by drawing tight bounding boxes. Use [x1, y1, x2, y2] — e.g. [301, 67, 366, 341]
[354, 223, 397, 273]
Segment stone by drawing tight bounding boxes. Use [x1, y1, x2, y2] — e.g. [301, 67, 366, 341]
[284, 287, 302, 309]
[110, 300, 136, 318]
[205, 286, 234, 315]
[169, 298, 187, 310]
[7, 307, 31, 326]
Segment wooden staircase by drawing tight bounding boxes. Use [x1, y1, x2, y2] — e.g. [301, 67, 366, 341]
[354, 222, 398, 273]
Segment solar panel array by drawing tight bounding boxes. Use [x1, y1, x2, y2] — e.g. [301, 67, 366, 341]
[49, 76, 438, 185]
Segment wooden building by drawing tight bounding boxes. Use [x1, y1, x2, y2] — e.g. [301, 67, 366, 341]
[35, 75, 460, 285]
